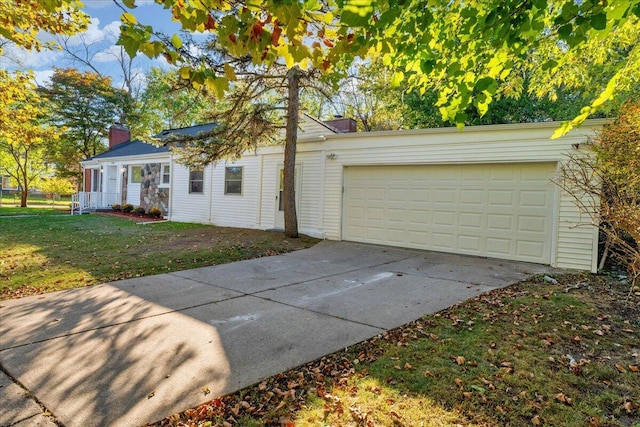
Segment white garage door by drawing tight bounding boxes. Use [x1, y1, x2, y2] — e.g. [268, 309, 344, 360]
[343, 163, 556, 263]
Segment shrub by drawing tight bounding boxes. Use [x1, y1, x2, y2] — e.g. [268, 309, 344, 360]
[148, 207, 162, 218]
[557, 102, 640, 287]
[133, 206, 146, 215]
[40, 177, 76, 201]
[121, 203, 134, 213]
[111, 204, 121, 212]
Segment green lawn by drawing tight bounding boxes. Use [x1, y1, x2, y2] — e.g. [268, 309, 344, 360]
[1, 193, 71, 206]
[0, 214, 318, 299]
[156, 274, 640, 427]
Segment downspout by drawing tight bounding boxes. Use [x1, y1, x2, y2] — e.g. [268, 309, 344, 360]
[207, 164, 214, 224]
[256, 153, 263, 228]
[319, 147, 326, 238]
[168, 156, 174, 220]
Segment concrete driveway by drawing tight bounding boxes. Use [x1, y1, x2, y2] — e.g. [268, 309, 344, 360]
[0, 241, 552, 427]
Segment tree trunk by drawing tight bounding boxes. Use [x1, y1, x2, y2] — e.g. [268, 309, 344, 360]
[19, 165, 28, 207]
[283, 66, 301, 238]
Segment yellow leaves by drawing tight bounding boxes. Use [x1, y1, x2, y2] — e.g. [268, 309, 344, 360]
[171, 33, 183, 49]
[391, 71, 404, 87]
[121, 12, 137, 25]
[179, 67, 191, 80]
[223, 63, 236, 81]
[0, 0, 89, 53]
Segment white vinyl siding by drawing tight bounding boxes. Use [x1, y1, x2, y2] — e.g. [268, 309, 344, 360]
[169, 163, 211, 224]
[258, 154, 280, 230]
[210, 158, 261, 228]
[296, 152, 324, 237]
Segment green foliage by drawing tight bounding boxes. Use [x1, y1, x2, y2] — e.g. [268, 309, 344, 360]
[39, 177, 75, 199]
[40, 68, 135, 185]
[117, 0, 640, 135]
[135, 68, 212, 135]
[318, 58, 406, 131]
[0, 70, 58, 207]
[403, 81, 595, 129]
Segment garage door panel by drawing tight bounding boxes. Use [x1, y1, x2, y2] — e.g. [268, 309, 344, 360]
[518, 216, 547, 233]
[459, 212, 483, 228]
[519, 190, 549, 207]
[460, 189, 484, 205]
[488, 190, 515, 206]
[517, 240, 546, 259]
[434, 189, 456, 203]
[433, 211, 456, 226]
[487, 213, 513, 231]
[458, 235, 482, 251]
[343, 163, 555, 264]
[432, 233, 455, 249]
[486, 237, 512, 255]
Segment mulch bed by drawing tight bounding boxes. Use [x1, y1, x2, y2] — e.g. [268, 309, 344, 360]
[97, 211, 167, 222]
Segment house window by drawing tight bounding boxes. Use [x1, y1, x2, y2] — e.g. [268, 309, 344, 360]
[91, 169, 101, 192]
[161, 164, 170, 185]
[225, 166, 243, 195]
[130, 165, 142, 184]
[189, 169, 204, 194]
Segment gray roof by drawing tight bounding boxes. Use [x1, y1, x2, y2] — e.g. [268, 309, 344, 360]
[90, 123, 217, 160]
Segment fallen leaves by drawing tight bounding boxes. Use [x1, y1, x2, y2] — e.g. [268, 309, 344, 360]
[147, 273, 639, 427]
[615, 363, 627, 374]
[555, 392, 573, 405]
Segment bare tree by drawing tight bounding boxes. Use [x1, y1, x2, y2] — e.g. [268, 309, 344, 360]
[555, 108, 640, 292]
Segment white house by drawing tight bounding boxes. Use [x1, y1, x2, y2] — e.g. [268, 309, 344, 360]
[78, 116, 605, 273]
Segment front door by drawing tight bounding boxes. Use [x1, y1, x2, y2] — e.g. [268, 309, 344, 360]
[275, 165, 301, 229]
[104, 165, 118, 207]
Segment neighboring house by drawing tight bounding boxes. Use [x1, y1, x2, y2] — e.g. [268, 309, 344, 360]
[1, 175, 19, 192]
[77, 116, 606, 273]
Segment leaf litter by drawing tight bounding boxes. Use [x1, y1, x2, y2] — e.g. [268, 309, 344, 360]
[147, 273, 639, 427]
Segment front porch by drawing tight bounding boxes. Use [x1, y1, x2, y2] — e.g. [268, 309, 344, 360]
[71, 191, 121, 215]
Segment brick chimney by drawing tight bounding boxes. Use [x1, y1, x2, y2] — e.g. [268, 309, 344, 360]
[323, 116, 357, 133]
[108, 124, 130, 149]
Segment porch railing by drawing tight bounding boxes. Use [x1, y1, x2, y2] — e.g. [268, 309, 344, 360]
[71, 192, 121, 215]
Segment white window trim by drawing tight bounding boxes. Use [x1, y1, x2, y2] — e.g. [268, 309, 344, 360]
[189, 169, 204, 194]
[160, 164, 170, 188]
[224, 166, 243, 195]
[129, 165, 142, 184]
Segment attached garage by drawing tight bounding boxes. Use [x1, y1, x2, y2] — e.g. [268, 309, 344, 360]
[314, 120, 604, 272]
[342, 163, 556, 264]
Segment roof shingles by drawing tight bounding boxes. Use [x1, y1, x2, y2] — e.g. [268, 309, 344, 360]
[89, 123, 217, 160]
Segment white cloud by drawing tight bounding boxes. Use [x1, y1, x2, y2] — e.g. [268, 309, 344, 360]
[103, 21, 122, 40]
[65, 18, 107, 46]
[93, 44, 127, 63]
[3, 43, 63, 68]
[33, 69, 54, 85]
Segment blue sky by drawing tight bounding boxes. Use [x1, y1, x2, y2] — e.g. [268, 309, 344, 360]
[1, 0, 185, 89]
